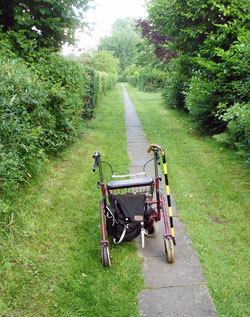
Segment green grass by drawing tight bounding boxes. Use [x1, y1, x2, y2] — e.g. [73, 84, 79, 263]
[125, 83, 250, 317]
[0, 84, 144, 316]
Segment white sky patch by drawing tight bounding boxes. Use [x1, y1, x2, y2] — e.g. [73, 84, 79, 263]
[62, 0, 148, 55]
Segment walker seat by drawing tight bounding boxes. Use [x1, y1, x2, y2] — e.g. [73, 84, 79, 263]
[107, 177, 154, 190]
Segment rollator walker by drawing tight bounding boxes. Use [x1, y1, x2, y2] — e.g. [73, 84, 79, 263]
[92, 144, 175, 267]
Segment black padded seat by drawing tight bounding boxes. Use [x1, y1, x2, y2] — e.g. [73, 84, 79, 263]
[107, 177, 154, 190]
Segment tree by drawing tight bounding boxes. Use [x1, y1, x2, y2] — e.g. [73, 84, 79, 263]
[145, 0, 250, 150]
[98, 18, 139, 74]
[133, 39, 164, 69]
[90, 50, 120, 74]
[136, 19, 176, 63]
[0, 0, 90, 50]
[146, 0, 249, 56]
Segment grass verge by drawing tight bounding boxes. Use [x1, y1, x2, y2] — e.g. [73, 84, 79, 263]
[0, 84, 144, 316]
[125, 83, 250, 317]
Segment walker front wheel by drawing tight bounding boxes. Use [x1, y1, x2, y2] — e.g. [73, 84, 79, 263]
[101, 244, 111, 267]
[164, 236, 174, 263]
[145, 221, 158, 238]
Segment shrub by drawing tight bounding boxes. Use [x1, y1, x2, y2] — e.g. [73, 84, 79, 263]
[185, 71, 226, 134]
[127, 73, 139, 88]
[0, 52, 117, 197]
[139, 68, 167, 91]
[0, 57, 49, 194]
[83, 68, 99, 118]
[127, 67, 166, 92]
[97, 72, 117, 98]
[162, 57, 193, 110]
[218, 103, 250, 156]
[118, 74, 128, 82]
[90, 50, 120, 74]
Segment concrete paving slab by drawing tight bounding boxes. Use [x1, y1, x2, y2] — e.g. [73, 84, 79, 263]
[130, 160, 155, 167]
[125, 118, 142, 125]
[128, 166, 150, 175]
[126, 123, 142, 128]
[127, 135, 147, 142]
[138, 286, 217, 317]
[143, 252, 206, 288]
[126, 128, 146, 137]
[121, 84, 217, 316]
[127, 151, 152, 161]
[128, 167, 155, 180]
[129, 154, 153, 162]
[127, 142, 151, 151]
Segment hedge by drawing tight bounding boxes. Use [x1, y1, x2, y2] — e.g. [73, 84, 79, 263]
[128, 67, 167, 92]
[0, 53, 116, 198]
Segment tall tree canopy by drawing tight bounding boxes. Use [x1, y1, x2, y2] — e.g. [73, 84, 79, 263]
[146, 0, 250, 55]
[136, 0, 250, 152]
[136, 19, 176, 63]
[89, 50, 120, 74]
[0, 0, 90, 50]
[98, 18, 139, 74]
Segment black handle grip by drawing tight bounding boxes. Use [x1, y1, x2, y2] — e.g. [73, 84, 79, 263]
[92, 152, 100, 172]
[93, 159, 98, 172]
[156, 151, 160, 165]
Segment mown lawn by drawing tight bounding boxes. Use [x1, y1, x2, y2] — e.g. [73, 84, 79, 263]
[125, 83, 250, 317]
[0, 84, 144, 316]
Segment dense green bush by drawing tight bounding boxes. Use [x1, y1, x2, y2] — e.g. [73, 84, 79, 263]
[146, 0, 250, 156]
[34, 53, 88, 149]
[83, 68, 99, 118]
[185, 72, 227, 134]
[127, 73, 139, 88]
[216, 103, 250, 156]
[128, 67, 166, 92]
[97, 72, 117, 98]
[0, 52, 117, 197]
[162, 57, 192, 110]
[90, 50, 120, 74]
[0, 57, 49, 194]
[126, 64, 139, 87]
[0, 1, 119, 227]
[118, 74, 128, 82]
[140, 68, 167, 91]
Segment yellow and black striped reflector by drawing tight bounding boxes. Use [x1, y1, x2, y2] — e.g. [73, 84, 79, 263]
[147, 144, 175, 244]
[162, 155, 175, 244]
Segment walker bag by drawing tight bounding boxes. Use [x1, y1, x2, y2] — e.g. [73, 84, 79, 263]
[106, 193, 146, 242]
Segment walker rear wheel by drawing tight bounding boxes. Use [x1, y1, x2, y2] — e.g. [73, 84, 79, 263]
[101, 244, 111, 267]
[164, 236, 174, 263]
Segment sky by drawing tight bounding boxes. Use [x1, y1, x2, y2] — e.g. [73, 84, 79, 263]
[62, 0, 148, 55]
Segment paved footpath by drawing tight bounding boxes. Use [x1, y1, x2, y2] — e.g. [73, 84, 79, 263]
[122, 84, 217, 317]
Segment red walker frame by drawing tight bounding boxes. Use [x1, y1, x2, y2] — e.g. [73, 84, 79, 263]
[93, 144, 175, 267]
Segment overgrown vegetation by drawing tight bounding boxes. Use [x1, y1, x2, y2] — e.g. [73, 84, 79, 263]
[89, 50, 120, 74]
[0, 50, 116, 199]
[0, 0, 90, 50]
[93, 17, 168, 92]
[98, 18, 140, 74]
[125, 36, 168, 91]
[120, 1, 250, 157]
[125, 84, 250, 317]
[0, 85, 143, 316]
[0, 1, 117, 219]
[139, 0, 250, 158]
[127, 66, 167, 92]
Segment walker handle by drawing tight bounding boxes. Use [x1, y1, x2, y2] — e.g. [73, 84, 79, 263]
[147, 144, 165, 156]
[155, 150, 161, 165]
[92, 152, 100, 172]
